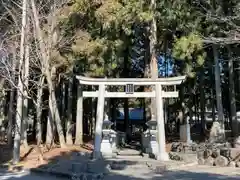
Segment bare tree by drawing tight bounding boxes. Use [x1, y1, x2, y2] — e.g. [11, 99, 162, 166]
[0, 0, 51, 162]
[22, 21, 30, 148]
[13, 0, 28, 164]
[7, 45, 17, 146]
[30, 0, 66, 147]
[36, 76, 44, 146]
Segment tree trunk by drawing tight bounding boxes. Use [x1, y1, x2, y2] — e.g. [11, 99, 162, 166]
[34, 77, 45, 162]
[87, 86, 93, 137]
[91, 97, 96, 139]
[36, 76, 44, 163]
[211, 82, 216, 122]
[163, 38, 168, 125]
[47, 75, 66, 147]
[75, 84, 83, 145]
[144, 36, 151, 122]
[46, 109, 54, 146]
[36, 76, 44, 145]
[0, 88, 5, 129]
[123, 44, 130, 143]
[7, 86, 14, 145]
[13, 0, 28, 164]
[212, 45, 225, 140]
[61, 80, 66, 136]
[22, 34, 30, 148]
[124, 99, 129, 143]
[227, 46, 238, 137]
[149, 0, 158, 117]
[87, 97, 92, 136]
[200, 71, 206, 135]
[111, 98, 117, 131]
[66, 79, 73, 145]
[7, 46, 17, 146]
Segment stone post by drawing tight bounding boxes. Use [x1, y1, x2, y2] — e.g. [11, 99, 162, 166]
[155, 84, 169, 161]
[110, 129, 117, 153]
[180, 116, 192, 144]
[93, 84, 105, 159]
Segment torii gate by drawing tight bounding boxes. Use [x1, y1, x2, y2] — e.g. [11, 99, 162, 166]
[76, 75, 186, 160]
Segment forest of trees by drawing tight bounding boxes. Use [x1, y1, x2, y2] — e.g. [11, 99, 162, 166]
[0, 0, 239, 164]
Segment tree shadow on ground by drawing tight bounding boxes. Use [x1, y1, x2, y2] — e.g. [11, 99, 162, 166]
[0, 168, 239, 180]
[0, 149, 239, 180]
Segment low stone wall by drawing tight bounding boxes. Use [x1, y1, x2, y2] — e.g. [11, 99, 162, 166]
[171, 142, 240, 167]
[197, 145, 240, 167]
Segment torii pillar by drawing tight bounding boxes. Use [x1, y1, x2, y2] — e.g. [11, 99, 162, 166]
[155, 83, 169, 161]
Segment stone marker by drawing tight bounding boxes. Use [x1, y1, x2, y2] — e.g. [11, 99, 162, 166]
[211, 149, 220, 158]
[169, 152, 182, 161]
[220, 148, 230, 158]
[234, 136, 240, 148]
[204, 157, 214, 166]
[236, 161, 240, 167]
[203, 149, 212, 159]
[198, 158, 205, 165]
[214, 155, 228, 167]
[229, 148, 240, 161]
[228, 161, 236, 167]
[197, 150, 204, 159]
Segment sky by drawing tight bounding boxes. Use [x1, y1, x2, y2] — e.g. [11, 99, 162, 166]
[158, 55, 174, 77]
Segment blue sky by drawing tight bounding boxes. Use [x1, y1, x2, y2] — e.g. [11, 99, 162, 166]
[158, 55, 174, 77]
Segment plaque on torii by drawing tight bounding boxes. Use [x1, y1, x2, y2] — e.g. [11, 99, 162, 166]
[125, 84, 134, 94]
[75, 75, 186, 160]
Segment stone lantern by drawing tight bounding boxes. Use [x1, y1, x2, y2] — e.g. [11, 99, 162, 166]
[100, 114, 114, 156]
[145, 114, 158, 155]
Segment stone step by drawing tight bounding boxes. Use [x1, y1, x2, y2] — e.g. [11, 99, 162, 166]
[115, 155, 146, 160]
[117, 153, 142, 156]
[117, 149, 141, 156]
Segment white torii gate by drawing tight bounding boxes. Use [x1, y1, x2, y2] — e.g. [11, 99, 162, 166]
[76, 75, 186, 160]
